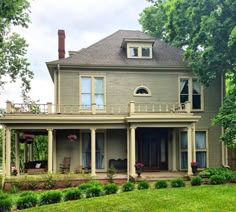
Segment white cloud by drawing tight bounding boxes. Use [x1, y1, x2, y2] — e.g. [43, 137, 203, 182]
[0, 0, 150, 109]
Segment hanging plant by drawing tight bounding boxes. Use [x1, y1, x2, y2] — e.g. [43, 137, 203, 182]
[67, 134, 77, 142]
[22, 133, 34, 144]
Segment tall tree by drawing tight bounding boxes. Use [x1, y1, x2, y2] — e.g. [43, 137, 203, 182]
[0, 0, 33, 94]
[139, 0, 236, 146]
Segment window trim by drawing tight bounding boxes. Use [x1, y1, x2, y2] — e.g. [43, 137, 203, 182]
[80, 75, 106, 111]
[178, 77, 204, 112]
[127, 43, 153, 59]
[133, 86, 151, 96]
[179, 130, 208, 170]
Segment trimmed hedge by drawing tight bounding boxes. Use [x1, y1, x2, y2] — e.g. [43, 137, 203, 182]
[137, 181, 150, 190]
[16, 193, 38, 210]
[122, 182, 135, 192]
[64, 188, 81, 201]
[103, 183, 119, 195]
[171, 178, 185, 188]
[0, 193, 13, 212]
[191, 176, 202, 186]
[209, 175, 225, 185]
[155, 180, 168, 189]
[39, 190, 62, 205]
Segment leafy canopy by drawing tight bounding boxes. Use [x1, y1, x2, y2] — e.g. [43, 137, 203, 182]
[139, 0, 236, 146]
[0, 0, 33, 94]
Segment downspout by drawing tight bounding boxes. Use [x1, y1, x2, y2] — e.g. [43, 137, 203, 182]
[2, 126, 6, 188]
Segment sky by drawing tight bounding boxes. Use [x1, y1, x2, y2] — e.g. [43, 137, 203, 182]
[0, 0, 151, 108]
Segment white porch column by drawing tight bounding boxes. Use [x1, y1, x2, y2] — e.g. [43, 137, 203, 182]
[2, 126, 6, 176]
[130, 126, 136, 176]
[53, 130, 57, 173]
[90, 128, 96, 176]
[192, 124, 196, 162]
[6, 128, 11, 177]
[172, 129, 177, 171]
[126, 127, 130, 180]
[15, 133, 20, 175]
[47, 128, 53, 173]
[187, 125, 193, 175]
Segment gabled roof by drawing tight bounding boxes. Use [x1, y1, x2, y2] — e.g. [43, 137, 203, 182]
[47, 30, 187, 67]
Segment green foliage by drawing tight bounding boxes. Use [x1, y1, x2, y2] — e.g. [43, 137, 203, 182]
[137, 181, 150, 190]
[86, 186, 104, 198]
[9, 185, 18, 194]
[200, 167, 234, 182]
[103, 183, 119, 195]
[78, 183, 93, 191]
[209, 175, 225, 185]
[154, 180, 168, 189]
[64, 188, 81, 201]
[191, 176, 202, 186]
[122, 182, 135, 192]
[107, 166, 117, 183]
[0, 193, 12, 212]
[16, 192, 38, 209]
[0, 0, 33, 93]
[39, 190, 62, 205]
[17, 176, 38, 190]
[42, 173, 56, 189]
[171, 178, 185, 188]
[139, 0, 236, 145]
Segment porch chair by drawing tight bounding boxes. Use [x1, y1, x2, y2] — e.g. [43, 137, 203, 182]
[59, 157, 71, 173]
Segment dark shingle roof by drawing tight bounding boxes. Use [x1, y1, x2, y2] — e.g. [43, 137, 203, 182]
[47, 30, 187, 67]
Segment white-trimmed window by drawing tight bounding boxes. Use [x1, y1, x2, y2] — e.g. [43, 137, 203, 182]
[134, 86, 151, 96]
[127, 42, 152, 59]
[81, 76, 105, 109]
[180, 131, 207, 169]
[179, 78, 203, 111]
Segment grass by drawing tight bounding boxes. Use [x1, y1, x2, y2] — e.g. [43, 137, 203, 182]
[21, 184, 236, 212]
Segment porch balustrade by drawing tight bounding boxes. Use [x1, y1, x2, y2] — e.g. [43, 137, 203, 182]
[5, 101, 191, 115]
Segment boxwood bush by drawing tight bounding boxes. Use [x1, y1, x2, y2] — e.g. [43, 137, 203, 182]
[209, 175, 225, 185]
[103, 183, 119, 195]
[64, 188, 81, 201]
[137, 181, 150, 190]
[155, 180, 168, 189]
[86, 186, 104, 198]
[171, 178, 185, 188]
[78, 183, 93, 192]
[0, 193, 13, 212]
[122, 182, 135, 192]
[16, 192, 38, 210]
[191, 176, 202, 186]
[39, 190, 62, 205]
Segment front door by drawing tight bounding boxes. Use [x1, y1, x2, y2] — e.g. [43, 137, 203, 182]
[137, 128, 168, 170]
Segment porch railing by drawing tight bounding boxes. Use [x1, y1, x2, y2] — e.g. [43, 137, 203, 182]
[5, 101, 191, 115]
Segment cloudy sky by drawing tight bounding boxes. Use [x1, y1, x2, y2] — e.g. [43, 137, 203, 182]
[0, 0, 150, 108]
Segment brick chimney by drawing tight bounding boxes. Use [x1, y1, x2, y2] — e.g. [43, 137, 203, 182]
[58, 30, 65, 59]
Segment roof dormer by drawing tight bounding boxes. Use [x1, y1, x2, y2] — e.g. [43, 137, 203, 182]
[121, 38, 155, 59]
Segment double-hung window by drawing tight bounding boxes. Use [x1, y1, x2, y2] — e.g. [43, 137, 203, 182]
[81, 76, 105, 109]
[180, 131, 207, 169]
[179, 78, 203, 110]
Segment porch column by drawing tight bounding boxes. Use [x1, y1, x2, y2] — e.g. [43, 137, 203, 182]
[90, 128, 96, 176]
[127, 127, 130, 180]
[172, 129, 177, 171]
[53, 130, 57, 173]
[187, 125, 193, 175]
[6, 128, 11, 176]
[130, 126, 136, 176]
[192, 124, 196, 162]
[15, 133, 20, 175]
[29, 143, 33, 161]
[47, 128, 53, 173]
[24, 143, 28, 162]
[2, 126, 6, 176]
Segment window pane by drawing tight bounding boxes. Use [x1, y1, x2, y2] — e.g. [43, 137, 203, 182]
[180, 79, 189, 94]
[193, 95, 201, 109]
[95, 94, 104, 109]
[136, 88, 148, 94]
[142, 48, 150, 57]
[82, 94, 91, 108]
[96, 133, 104, 169]
[181, 131, 187, 149]
[81, 77, 91, 93]
[82, 133, 91, 169]
[193, 79, 201, 94]
[95, 78, 104, 93]
[192, 79, 201, 109]
[196, 152, 206, 168]
[181, 152, 188, 169]
[196, 131, 206, 149]
[130, 47, 138, 57]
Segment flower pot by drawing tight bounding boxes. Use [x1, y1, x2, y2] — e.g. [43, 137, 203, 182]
[136, 167, 142, 177]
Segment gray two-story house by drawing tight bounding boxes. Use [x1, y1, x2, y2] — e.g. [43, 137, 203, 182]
[1, 30, 228, 178]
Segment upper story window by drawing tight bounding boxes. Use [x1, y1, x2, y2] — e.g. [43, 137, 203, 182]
[179, 78, 203, 111]
[128, 45, 152, 58]
[81, 76, 105, 109]
[134, 86, 151, 96]
[130, 47, 138, 57]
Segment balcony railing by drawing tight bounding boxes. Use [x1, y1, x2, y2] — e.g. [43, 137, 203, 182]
[5, 101, 191, 115]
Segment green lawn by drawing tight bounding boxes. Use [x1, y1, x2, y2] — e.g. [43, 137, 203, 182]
[22, 184, 236, 212]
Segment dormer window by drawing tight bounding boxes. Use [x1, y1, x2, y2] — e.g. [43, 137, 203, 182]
[121, 38, 155, 59]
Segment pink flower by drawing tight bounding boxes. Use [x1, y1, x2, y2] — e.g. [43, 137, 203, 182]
[135, 162, 144, 168]
[191, 162, 199, 166]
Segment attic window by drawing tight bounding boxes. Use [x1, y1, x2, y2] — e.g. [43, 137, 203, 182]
[134, 86, 151, 96]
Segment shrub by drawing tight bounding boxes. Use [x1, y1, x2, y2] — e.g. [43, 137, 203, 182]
[19, 191, 35, 197]
[171, 178, 185, 188]
[122, 182, 135, 192]
[16, 193, 38, 210]
[64, 188, 81, 201]
[191, 176, 202, 186]
[209, 175, 225, 185]
[0, 193, 13, 212]
[137, 181, 150, 190]
[103, 183, 119, 195]
[88, 180, 103, 187]
[86, 186, 103, 198]
[9, 185, 18, 194]
[155, 180, 168, 189]
[107, 166, 117, 183]
[42, 174, 56, 189]
[78, 183, 93, 192]
[200, 167, 234, 182]
[39, 190, 62, 205]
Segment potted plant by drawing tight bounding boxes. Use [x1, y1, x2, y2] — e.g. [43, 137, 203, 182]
[135, 162, 144, 177]
[67, 134, 77, 142]
[191, 161, 199, 175]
